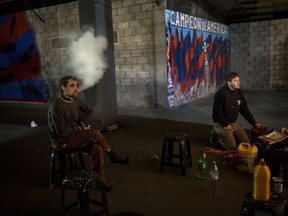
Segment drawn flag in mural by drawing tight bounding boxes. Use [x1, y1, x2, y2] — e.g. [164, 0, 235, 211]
[165, 10, 229, 108]
[0, 12, 49, 102]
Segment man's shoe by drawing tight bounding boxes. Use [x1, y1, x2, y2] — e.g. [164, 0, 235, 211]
[94, 181, 112, 192]
[109, 151, 130, 165]
[101, 182, 113, 192]
[209, 129, 226, 150]
[210, 128, 219, 145]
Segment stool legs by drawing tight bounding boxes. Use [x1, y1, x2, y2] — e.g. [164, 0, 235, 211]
[49, 151, 56, 190]
[60, 176, 110, 216]
[160, 134, 192, 175]
[178, 140, 186, 175]
[99, 184, 109, 215]
[50, 149, 86, 189]
[160, 139, 167, 173]
[184, 138, 193, 167]
[50, 151, 71, 190]
[78, 188, 89, 216]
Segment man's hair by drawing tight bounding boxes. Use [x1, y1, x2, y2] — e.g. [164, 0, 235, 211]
[225, 72, 239, 82]
[59, 75, 77, 92]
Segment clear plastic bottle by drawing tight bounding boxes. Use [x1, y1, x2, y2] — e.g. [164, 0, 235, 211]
[197, 150, 207, 180]
[209, 161, 219, 195]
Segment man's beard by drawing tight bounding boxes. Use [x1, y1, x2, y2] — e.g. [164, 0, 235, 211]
[70, 91, 78, 98]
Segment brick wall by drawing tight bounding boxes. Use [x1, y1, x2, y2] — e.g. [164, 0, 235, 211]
[25, 0, 288, 108]
[230, 19, 288, 89]
[112, 0, 162, 108]
[270, 19, 288, 89]
[27, 0, 163, 107]
[26, 2, 80, 98]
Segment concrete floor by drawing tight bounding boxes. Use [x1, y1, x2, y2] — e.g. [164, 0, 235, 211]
[0, 89, 287, 216]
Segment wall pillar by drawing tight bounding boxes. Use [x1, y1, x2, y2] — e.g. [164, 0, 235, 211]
[78, 0, 117, 127]
[154, 7, 167, 108]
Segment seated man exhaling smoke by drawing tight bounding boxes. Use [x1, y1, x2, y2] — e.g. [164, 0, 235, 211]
[47, 75, 129, 191]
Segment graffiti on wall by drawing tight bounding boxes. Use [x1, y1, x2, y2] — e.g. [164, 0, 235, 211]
[166, 10, 229, 108]
[0, 12, 49, 102]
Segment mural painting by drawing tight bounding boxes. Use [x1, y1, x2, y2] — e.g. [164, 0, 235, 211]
[166, 10, 229, 108]
[0, 12, 49, 102]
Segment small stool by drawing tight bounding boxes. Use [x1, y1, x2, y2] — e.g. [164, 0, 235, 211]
[160, 133, 192, 175]
[49, 147, 86, 189]
[240, 192, 287, 216]
[60, 171, 109, 216]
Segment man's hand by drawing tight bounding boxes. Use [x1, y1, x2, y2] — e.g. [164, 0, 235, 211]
[224, 124, 232, 131]
[254, 123, 262, 129]
[81, 122, 91, 130]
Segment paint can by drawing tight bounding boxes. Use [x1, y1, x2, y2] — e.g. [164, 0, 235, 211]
[272, 177, 283, 194]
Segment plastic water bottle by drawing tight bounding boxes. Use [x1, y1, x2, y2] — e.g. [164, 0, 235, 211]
[197, 150, 206, 180]
[209, 161, 219, 195]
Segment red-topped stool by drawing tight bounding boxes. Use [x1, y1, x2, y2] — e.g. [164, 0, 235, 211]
[160, 132, 192, 175]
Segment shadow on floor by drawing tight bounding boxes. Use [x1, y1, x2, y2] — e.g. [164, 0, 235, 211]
[0, 89, 287, 215]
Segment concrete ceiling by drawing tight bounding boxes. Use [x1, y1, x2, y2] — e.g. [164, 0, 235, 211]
[205, 0, 288, 23]
[0, 0, 77, 16]
[0, 0, 288, 24]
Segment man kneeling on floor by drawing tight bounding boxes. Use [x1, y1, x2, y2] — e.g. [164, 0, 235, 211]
[48, 75, 130, 191]
[210, 72, 262, 150]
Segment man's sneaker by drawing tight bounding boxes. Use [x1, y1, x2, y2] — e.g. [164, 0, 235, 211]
[109, 151, 130, 165]
[210, 129, 226, 150]
[210, 128, 218, 146]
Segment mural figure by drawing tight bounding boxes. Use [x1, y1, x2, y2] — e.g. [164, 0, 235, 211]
[0, 12, 49, 102]
[202, 41, 211, 91]
[165, 10, 229, 108]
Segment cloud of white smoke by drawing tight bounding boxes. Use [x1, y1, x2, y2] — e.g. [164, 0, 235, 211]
[67, 28, 108, 91]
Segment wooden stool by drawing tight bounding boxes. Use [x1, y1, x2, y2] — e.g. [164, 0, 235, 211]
[160, 133, 192, 175]
[240, 191, 287, 216]
[60, 171, 109, 216]
[49, 147, 86, 189]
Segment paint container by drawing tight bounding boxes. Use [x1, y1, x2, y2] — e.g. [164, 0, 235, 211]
[237, 143, 258, 173]
[253, 158, 271, 201]
[272, 177, 283, 194]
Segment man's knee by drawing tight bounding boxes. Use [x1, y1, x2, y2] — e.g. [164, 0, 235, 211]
[210, 128, 232, 150]
[218, 131, 237, 150]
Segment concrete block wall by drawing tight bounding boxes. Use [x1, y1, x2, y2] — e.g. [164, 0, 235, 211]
[23, 0, 288, 110]
[112, 0, 163, 108]
[230, 19, 288, 89]
[270, 19, 288, 89]
[26, 2, 80, 98]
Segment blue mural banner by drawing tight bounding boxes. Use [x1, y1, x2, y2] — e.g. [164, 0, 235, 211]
[0, 12, 50, 102]
[166, 10, 229, 108]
